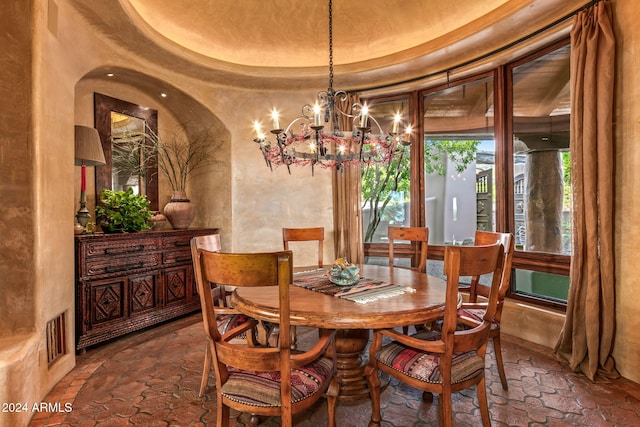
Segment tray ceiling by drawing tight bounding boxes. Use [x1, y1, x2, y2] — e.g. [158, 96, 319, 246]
[72, 0, 585, 89]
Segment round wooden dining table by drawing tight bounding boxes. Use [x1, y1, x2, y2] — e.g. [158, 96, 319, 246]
[230, 264, 448, 401]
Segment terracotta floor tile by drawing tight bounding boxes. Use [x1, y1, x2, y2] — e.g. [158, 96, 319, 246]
[28, 313, 640, 427]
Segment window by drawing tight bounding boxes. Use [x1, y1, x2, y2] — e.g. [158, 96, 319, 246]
[361, 100, 411, 241]
[361, 98, 412, 268]
[423, 77, 495, 245]
[509, 43, 572, 302]
[362, 40, 571, 307]
[511, 44, 572, 255]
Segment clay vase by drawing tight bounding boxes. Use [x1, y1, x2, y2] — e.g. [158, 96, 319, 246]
[149, 211, 169, 231]
[163, 191, 196, 229]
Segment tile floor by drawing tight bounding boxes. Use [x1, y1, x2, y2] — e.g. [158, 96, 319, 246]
[30, 313, 640, 426]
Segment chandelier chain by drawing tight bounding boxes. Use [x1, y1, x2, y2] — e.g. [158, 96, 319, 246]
[328, 0, 334, 91]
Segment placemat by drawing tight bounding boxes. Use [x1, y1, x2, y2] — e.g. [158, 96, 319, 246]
[293, 269, 416, 304]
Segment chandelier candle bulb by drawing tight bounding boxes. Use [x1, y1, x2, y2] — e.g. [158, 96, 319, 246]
[313, 102, 322, 126]
[253, 121, 262, 139]
[392, 113, 401, 134]
[404, 125, 412, 142]
[271, 109, 280, 130]
[360, 105, 369, 128]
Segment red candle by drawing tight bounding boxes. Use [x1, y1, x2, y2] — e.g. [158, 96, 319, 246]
[81, 164, 87, 192]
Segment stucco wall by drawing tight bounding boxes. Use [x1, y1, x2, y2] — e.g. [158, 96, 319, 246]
[223, 89, 335, 263]
[0, 1, 77, 425]
[2, 1, 640, 425]
[612, 0, 640, 382]
[1, 0, 35, 337]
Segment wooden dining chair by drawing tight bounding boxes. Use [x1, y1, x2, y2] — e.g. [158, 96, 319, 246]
[190, 245, 340, 427]
[282, 227, 324, 268]
[365, 242, 505, 427]
[458, 230, 515, 390]
[387, 226, 429, 273]
[388, 226, 429, 333]
[192, 234, 261, 397]
[282, 227, 324, 349]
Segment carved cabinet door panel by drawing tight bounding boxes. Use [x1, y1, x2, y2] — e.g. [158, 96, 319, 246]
[88, 277, 126, 327]
[129, 272, 160, 315]
[164, 265, 192, 306]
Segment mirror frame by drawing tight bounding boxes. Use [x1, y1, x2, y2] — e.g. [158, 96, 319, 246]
[94, 92, 159, 211]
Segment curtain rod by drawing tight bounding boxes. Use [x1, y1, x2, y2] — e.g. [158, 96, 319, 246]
[356, 0, 597, 94]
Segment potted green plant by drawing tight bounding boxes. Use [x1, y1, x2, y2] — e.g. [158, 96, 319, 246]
[96, 188, 153, 233]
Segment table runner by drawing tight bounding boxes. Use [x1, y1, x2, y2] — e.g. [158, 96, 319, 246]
[293, 269, 416, 304]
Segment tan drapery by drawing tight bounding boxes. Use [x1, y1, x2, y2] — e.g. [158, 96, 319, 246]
[555, 0, 618, 381]
[332, 93, 364, 264]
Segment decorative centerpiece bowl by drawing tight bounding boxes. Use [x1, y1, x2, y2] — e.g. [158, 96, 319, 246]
[328, 258, 360, 286]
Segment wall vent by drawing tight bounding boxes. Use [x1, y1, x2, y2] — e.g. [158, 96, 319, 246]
[46, 312, 67, 366]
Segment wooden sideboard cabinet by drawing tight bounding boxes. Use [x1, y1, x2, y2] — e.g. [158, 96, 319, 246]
[75, 228, 218, 351]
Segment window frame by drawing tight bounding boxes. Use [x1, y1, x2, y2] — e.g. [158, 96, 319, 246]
[362, 38, 571, 310]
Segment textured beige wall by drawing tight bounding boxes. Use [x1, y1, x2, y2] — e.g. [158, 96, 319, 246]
[3, 2, 640, 425]
[0, 0, 35, 337]
[220, 89, 335, 264]
[501, 301, 565, 348]
[612, 0, 640, 383]
[0, 1, 78, 425]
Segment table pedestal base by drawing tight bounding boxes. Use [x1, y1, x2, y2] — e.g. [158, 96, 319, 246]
[333, 329, 389, 401]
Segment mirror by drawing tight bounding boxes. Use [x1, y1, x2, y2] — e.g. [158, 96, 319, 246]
[110, 112, 147, 194]
[94, 93, 159, 210]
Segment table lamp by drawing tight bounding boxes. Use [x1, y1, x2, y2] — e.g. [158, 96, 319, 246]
[75, 125, 106, 230]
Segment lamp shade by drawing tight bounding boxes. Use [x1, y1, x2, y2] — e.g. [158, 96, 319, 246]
[75, 125, 106, 166]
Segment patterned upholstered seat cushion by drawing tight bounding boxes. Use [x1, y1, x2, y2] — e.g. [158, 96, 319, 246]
[216, 313, 250, 333]
[220, 356, 335, 407]
[458, 308, 499, 330]
[375, 330, 485, 384]
[216, 313, 250, 342]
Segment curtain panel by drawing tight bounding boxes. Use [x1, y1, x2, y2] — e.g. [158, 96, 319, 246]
[332, 93, 365, 264]
[555, 0, 618, 381]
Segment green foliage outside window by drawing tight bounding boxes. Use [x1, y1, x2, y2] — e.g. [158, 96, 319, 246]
[424, 139, 480, 175]
[562, 151, 571, 209]
[361, 149, 411, 243]
[361, 139, 480, 243]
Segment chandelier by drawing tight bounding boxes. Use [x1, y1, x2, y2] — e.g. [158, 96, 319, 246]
[252, 0, 412, 175]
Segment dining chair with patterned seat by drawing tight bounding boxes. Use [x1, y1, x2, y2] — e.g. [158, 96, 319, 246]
[365, 242, 505, 427]
[282, 227, 325, 268]
[190, 244, 340, 427]
[457, 230, 515, 390]
[387, 226, 429, 273]
[387, 226, 429, 333]
[282, 226, 324, 349]
[191, 234, 264, 398]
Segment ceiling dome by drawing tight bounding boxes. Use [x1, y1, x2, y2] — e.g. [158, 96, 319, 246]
[127, 0, 513, 68]
[73, 0, 584, 90]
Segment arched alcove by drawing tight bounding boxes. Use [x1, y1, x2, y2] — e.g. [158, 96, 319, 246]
[74, 67, 232, 244]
